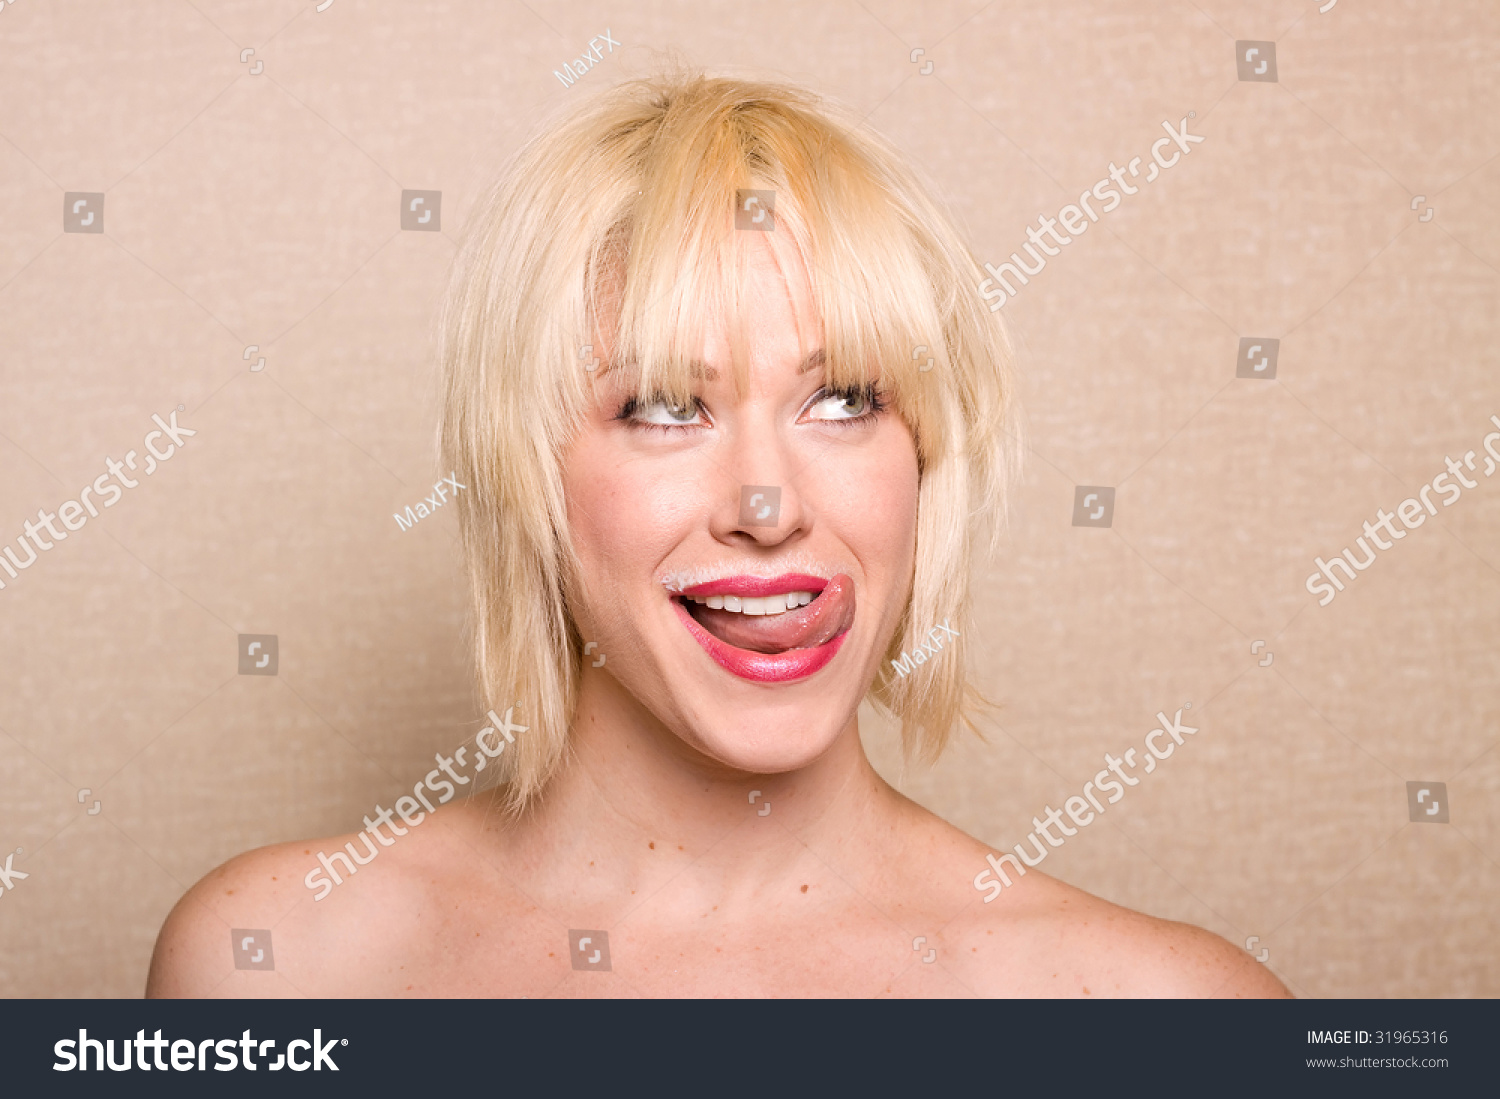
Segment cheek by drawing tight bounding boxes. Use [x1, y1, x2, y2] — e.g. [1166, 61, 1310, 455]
[563, 435, 691, 589]
[815, 424, 920, 569]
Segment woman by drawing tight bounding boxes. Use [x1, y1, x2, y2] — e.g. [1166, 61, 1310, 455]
[148, 71, 1287, 998]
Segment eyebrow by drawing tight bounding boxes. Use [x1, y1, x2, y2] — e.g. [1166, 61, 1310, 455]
[677, 348, 825, 379]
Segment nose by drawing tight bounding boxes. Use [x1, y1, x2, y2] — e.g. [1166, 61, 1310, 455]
[707, 416, 808, 549]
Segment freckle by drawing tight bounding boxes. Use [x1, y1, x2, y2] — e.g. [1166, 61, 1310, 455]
[548, 953, 555, 958]
[226, 890, 234, 895]
[677, 845, 683, 850]
[1083, 987, 1092, 995]
[270, 877, 277, 881]
[800, 884, 808, 893]
[649, 842, 655, 849]
[406, 984, 414, 991]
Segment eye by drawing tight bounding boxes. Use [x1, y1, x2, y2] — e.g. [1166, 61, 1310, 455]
[624, 396, 706, 427]
[804, 385, 882, 423]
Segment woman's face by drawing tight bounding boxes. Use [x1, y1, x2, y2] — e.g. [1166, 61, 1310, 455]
[562, 233, 920, 773]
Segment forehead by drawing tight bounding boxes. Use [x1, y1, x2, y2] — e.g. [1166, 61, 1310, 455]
[738, 228, 815, 299]
[697, 234, 821, 372]
[594, 227, 827, 389]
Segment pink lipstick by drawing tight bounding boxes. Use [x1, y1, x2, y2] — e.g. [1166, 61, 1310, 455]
[674, 573, 856, 683]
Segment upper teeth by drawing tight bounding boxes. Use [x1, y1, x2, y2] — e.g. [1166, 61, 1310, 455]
[690, 591, 814, 615]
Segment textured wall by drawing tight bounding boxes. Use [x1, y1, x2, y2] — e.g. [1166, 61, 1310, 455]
[1, 0, 1496, 998]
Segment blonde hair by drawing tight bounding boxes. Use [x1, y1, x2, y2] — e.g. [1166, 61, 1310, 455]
[438, 68, 1018, 814]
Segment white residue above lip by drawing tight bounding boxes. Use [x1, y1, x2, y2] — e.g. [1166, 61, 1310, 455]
[657, 547, 849, 594]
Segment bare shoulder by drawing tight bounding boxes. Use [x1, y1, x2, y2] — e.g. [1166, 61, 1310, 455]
[985, 870, 1292, 998]
[146, 837, 327, 998]
[146, 800, 495, 998]
[903, 808, 1290, 998]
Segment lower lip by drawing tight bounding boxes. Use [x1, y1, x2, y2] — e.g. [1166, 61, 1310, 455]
[672, 601, 848, 684]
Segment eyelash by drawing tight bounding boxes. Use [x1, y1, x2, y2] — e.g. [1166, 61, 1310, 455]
[614, 385, 886, 433]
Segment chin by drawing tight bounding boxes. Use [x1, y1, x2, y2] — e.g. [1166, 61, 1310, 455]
[675, 696, 856, 774]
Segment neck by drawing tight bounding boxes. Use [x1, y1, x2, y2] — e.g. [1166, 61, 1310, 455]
[496, 665, 902, 905]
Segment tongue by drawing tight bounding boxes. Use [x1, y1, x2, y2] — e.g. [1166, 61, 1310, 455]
[691, 575, 856, 654]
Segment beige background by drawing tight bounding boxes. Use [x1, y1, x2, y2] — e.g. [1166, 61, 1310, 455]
[1, 0, 1496, 998]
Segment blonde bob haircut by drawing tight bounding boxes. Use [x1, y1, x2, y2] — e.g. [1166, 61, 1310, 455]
[439, 68, 1018, 815]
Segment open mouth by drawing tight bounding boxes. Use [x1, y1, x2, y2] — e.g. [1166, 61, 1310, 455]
[671, 573, 856, 683]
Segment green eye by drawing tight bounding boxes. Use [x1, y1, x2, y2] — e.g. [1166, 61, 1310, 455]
[631, 397, 705, 426]
[836, 391, 869, 415]
[806, 387, 878, 422]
